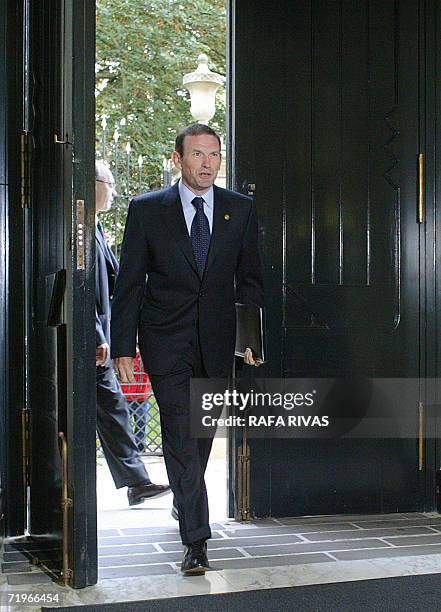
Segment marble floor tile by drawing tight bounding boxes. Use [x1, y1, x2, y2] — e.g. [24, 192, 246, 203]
[98, 563, 176, 580]
[209, 553, 333, 570]
[303, 526, 435, 542]
[99, 543, 162, 556]
[332, 544, 441, 561]
[1, 562, 31, 574]
[352, 518, 441, 530]
[6, 571, 53, 585]
[243, 537, 392, 556]
[98, 534, 179, 546]
[218, 554, 441, 592]
[278, 513, 426, 525]
[100, 552, 182, 566]
[383, 533, 441, 546]
[222, 523, 357, 537]
[72, 570, 238, 605]
[100, 543, 160, 556]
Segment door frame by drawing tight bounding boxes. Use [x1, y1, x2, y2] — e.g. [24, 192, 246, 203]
[63, 0, 97, 588]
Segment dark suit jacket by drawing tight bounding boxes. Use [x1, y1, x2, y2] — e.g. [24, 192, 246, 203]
[110, 183, 264, 377]
[96, 223, 118, 348]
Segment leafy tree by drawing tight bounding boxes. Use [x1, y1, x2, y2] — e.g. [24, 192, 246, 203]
[96, 0, 226, 249]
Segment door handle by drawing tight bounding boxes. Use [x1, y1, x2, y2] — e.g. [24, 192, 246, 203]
[54, 133, 73, 146]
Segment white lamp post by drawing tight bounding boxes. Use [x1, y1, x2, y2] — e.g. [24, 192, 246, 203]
[183, 54, 225, 124]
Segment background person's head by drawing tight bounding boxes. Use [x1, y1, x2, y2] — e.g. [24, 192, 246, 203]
[95, 160, 117, 213]
[172, 124, 222, 195]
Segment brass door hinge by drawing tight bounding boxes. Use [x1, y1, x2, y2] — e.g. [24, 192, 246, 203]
[21, 409, 31, 487]
[418, 153, 425, 223]
[58, 432, 72, 586]
[237, 433, 251, 521]
[418, 400, 424, 471]
[20, 131, 33, 209]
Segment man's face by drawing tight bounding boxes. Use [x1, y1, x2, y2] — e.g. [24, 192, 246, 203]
[95, 165, 117, 213]
[172, 134, 222, 195]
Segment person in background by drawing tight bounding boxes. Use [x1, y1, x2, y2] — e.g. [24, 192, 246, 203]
[95, 160, 170, 506]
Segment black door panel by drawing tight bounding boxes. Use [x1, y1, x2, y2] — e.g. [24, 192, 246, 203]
[232, 0, 434, 517]
[5, 0, 98, 587]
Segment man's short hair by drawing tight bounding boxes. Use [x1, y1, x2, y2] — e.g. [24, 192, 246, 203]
[175, 124, 221, 156]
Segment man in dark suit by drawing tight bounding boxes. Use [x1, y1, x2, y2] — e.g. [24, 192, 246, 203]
[111, 125, 264, 574]
[95, 161, 170, 506]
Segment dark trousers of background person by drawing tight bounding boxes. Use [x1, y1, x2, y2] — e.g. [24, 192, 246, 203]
[96, 364, 151, 488]
[148, 341, 221, 545]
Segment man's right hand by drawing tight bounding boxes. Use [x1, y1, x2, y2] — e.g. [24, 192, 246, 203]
[96, 343, 110, 366]
[113, 356, 135, 383]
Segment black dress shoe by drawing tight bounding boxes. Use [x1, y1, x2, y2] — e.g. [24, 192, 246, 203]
[127, 483, 171, 506]
[181, 540, 210, 575]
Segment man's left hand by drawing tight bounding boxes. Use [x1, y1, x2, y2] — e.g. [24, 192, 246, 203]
[244, 347, 262, 367]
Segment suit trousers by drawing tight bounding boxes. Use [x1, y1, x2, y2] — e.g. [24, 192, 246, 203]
[148, 342, 219, 545]
[96, 364, 150, 489]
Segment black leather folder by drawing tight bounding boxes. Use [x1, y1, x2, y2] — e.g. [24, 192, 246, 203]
[235, 303, 266, 363]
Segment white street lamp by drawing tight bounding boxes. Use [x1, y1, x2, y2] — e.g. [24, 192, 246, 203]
[183, 54, 225, 124]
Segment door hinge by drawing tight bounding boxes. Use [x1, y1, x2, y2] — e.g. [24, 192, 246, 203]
[58, 432, 72, 586]
[21, 409, 31, 487]
[418, 400, 424, 471]
[418, 153, 425, 223]
[20, 131, 33, 209]
[237, 433, 251, 521]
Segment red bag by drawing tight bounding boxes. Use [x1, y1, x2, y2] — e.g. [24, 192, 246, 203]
[120, 352, 152, 402]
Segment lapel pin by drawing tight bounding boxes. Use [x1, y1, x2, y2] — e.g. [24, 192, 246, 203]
[224, 214, 230, 221]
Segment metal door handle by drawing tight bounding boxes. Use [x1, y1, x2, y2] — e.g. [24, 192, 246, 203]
[54, 133, 73, 146]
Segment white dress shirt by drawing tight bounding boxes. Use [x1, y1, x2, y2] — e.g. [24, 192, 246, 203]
[178, 179, 214, 235]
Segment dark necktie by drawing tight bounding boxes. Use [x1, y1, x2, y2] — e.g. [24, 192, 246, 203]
[190, 196, 211, 277]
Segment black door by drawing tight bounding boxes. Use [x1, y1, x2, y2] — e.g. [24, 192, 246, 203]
[231, 0, 438, 517]
[4, 0, 97, 588]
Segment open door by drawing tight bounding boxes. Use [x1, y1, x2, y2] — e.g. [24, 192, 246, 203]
[5, 0, 97, 588]
[230, 0, 439, 518]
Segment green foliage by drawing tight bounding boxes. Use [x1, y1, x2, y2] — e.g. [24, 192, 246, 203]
[96, 0, 226, 248]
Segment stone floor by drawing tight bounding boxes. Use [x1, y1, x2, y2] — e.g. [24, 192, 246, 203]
[4, 513, 441, 610]
[95, 511, 441, 580]
[3, 443, 441, 609]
